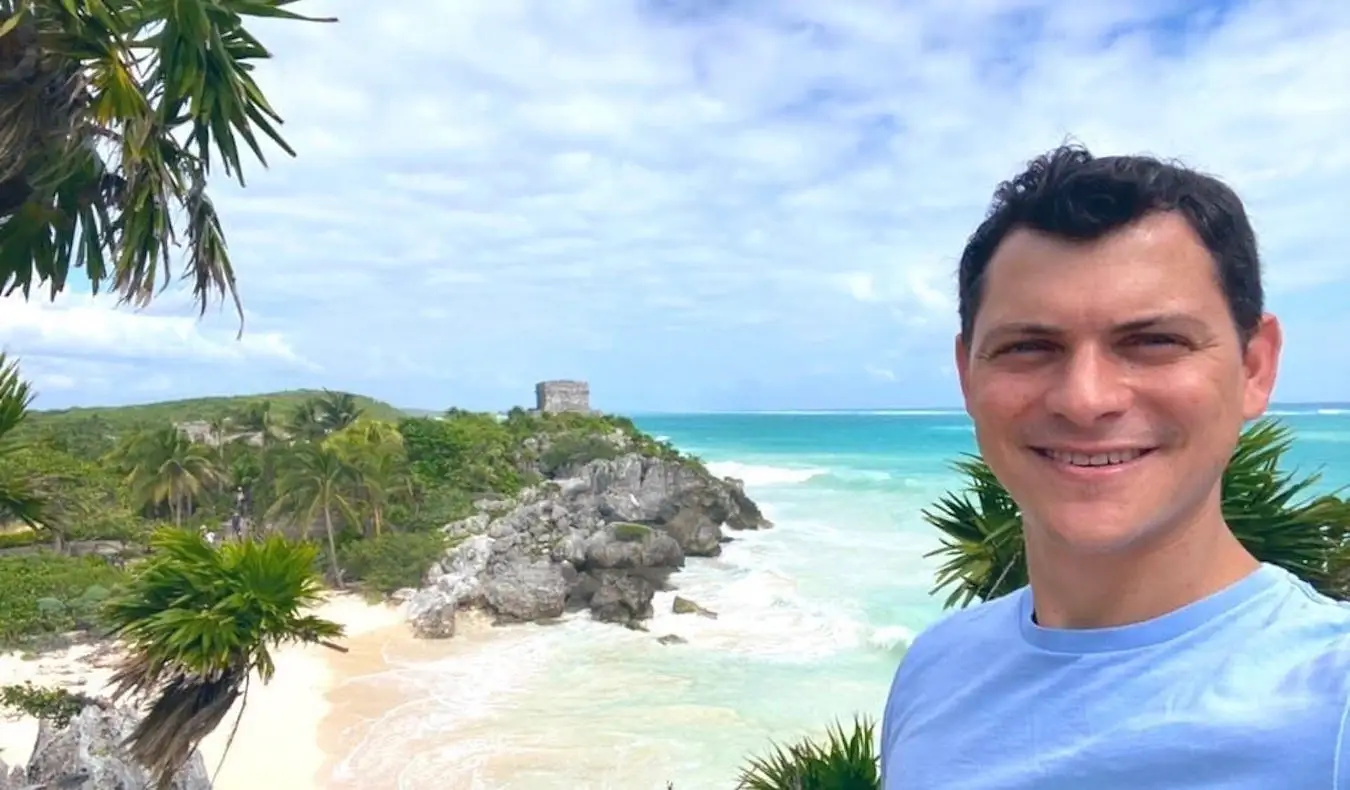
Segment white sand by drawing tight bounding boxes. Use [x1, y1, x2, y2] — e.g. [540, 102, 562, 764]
[0, 592, 407, 788]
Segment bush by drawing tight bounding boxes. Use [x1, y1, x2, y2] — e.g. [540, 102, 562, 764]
[388, 483, 477, 532]
[339, 531, 453, 594]
[399, 415, 523, 494]
[734, 717, 879, 790]
[0, 682, 98, 728]
[0, 553, 126, 648]
[538, 432, 622, 476]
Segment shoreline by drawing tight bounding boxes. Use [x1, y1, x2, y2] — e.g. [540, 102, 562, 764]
[0, 591, 408, 789]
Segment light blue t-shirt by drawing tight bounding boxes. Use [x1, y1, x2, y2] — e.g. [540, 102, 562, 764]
[881, 563, 1350, 788]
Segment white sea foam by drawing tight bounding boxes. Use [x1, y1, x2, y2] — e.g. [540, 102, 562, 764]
[705, 460, 826, 486]
[867, 625, 916, 652]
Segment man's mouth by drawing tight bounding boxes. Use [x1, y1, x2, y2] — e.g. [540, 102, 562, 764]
[1031, 447, 1156, 468]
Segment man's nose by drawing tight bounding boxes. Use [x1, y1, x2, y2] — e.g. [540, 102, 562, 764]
[1042, 345, 1132, 426]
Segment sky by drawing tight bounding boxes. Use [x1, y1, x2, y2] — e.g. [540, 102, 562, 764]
[3, 0, 1350, 414]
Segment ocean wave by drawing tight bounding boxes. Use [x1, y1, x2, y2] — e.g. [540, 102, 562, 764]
[867, 625, 916, 652]
[705, 460, 827, 486]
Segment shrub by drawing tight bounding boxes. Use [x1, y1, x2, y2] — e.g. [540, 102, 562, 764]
[538, 432, 622, 476]
[0, 553, 127, 648]
[0, 682, 98, 728]
[339, 531, 454, 594]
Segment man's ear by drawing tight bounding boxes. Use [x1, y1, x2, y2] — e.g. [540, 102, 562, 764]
[955, 332, 972, 404]
[1240, 313, 1282, 420]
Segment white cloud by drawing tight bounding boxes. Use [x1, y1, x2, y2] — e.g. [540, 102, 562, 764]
[1, 295, 315, 370]
[10, 0, 1350, 410]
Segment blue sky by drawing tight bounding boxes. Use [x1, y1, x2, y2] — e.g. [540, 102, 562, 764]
[3, 0, 1349, 413]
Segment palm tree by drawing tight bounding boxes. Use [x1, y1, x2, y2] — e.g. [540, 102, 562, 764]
[325, 418, 409, 537]
[0, 352, 47, 529]
[267, 441, 357, 586]
[315, 390, 363, 435]
[116, 425, 222, 526]
[101, 526, 345, 789]
[0, 0, 335, 323]
[923, 417, 1350, 608]
[233, 400, 284, 448]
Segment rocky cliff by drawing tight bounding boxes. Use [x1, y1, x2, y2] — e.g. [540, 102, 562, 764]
[405, 453, 769, 637]
[0, 702, 210, 790]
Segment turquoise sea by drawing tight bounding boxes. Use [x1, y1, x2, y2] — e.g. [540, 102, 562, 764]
[331, 406, 1350, 789]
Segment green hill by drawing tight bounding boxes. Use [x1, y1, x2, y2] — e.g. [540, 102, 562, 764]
[23, 390, 409, 433]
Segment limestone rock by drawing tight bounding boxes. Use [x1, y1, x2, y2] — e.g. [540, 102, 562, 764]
[419, 452, 768, 632]
[24, 703, 211, 790]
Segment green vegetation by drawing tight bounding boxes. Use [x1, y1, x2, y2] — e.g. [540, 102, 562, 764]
[102, 528, 343, 788]
[0, 552, 125, 648]
[923, 417, 1350, 607]
[0, 0, 335, 324]
[0, 356, 686, 646]
[0, 351, 705, 781]
[735, 717, 879, 789]
[0, 682, 97, 729]
[612, 522, 653, 542]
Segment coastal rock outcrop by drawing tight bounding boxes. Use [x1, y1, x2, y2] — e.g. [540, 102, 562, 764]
[410, 454, 769, 635]
[11, 702, 210, 790]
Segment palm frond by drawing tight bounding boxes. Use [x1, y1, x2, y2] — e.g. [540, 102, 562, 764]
[1, 0, 335, 322]
[735, 716, 879, 790]
[101, 526, 344, 789]
[923, 417, 1350, 607]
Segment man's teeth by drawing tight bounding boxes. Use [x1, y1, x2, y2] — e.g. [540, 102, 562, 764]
[1045, 448, 1146, 467]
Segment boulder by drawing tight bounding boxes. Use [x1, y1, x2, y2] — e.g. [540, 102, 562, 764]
[419, 452, 768, 632]
[23, 703, 211, 790]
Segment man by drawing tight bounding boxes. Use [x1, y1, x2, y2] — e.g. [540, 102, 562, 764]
[881, 144, 1350, 788]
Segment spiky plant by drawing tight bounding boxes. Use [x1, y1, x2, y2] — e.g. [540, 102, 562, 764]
[735, 716, 879, 790]
[0, 0, 334, 323]
[0, 351, 47, 528]
[101, 526, 345, 789]
[923, 417, 1350, 607]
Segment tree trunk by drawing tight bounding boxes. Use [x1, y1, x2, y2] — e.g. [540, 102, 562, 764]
[322, 505, 343, 589]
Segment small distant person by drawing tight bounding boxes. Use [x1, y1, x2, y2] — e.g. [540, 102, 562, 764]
[881, 145, 1350, 788]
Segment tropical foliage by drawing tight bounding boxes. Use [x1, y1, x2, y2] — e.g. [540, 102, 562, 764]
[0, 351, 45, 530]
[923, 418, 1350, 607]
[101, 527, 342, 788]
[0, 0, 334, 322]
[734, 717, 879, 790]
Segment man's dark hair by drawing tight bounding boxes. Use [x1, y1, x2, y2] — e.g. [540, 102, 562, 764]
[957, 143, 1263, 343]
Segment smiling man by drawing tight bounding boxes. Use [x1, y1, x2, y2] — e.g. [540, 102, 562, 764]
[881, 145, 1350, 788]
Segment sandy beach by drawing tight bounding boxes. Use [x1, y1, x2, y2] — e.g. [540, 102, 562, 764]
[0, 592, 409, 789]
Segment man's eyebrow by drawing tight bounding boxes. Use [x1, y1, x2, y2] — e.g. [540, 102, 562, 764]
[978, 313, 1209, 345]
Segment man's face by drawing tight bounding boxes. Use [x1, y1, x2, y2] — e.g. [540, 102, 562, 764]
[955, 212, 1282, 556]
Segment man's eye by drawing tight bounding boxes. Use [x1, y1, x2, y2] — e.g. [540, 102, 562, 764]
[1128, 334, 1186, 348]
[999, 340, 1054, 355]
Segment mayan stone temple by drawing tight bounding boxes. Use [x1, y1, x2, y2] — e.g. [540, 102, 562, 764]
[534, 380, 591, 413]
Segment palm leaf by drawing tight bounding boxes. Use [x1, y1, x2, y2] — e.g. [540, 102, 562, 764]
[0, 0, 336, 323]
[735, 716, 879, 790]
[923, 417, 1350, 607]
[101, 526, 344, 789]
[0, 351, 49, 529]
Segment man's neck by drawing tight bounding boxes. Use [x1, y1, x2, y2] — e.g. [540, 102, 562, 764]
[1024, 502, 1260, 630]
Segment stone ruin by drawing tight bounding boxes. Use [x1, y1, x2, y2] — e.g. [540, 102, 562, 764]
[534, 380, 590, 413]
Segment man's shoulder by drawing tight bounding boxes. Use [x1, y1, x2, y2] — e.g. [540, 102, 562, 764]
[1254, 567, 1350, 671]
[893, 587, 1026, 679]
